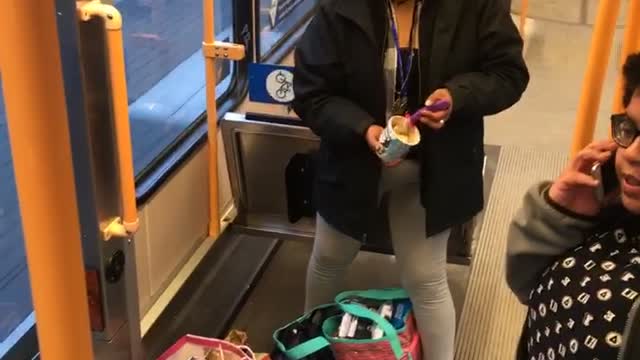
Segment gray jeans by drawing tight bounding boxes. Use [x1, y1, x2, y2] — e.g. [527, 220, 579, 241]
[305, 161, 455, 360]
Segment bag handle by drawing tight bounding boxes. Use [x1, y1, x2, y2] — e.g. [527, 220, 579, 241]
[272, 304, 335, 359]
[284, 337, 331, 359]
[335, 288, 409, 303]
[237, 345, 257, 360]
[338, 303, 405, 360]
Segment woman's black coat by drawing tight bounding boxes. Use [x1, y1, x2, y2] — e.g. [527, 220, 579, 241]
[292, 0, 529, 241]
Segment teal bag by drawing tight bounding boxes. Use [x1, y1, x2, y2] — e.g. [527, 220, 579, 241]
[322, 289, 421, 360]
[272, 289, 420, 360]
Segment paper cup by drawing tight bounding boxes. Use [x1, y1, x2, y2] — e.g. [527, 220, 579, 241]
[376, 115, 421, 163]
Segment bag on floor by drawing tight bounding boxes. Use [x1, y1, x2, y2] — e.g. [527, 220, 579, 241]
[157, 334, 256, 360]
[324, 289, 422, 360]
[272, 304, 341, 360]
[272, 288, 420, 360]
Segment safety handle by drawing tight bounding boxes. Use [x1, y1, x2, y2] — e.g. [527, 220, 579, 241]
[78, 1, 139, 238]
[202, 0, 245, 237]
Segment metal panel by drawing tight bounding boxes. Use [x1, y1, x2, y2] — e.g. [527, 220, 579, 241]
[221, 112, 319, 227]
[77, 17, 130, 341]
[220, 112, 484, 260]
[69, 12, 142, 359]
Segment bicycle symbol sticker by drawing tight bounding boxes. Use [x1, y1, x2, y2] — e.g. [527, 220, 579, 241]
[266, 69, 294, 103]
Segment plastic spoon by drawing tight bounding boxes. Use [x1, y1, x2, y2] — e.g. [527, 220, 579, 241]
[408, 99, 451, 126]
[395, 99, 451, 135]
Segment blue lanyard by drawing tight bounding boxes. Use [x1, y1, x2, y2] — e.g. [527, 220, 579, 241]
[388, 1, 418, 98]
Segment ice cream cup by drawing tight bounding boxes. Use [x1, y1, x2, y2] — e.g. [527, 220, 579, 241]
[376, 115, 421, 163]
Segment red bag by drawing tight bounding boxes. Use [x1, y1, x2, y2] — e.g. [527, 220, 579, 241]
[323, 289, 422, 360]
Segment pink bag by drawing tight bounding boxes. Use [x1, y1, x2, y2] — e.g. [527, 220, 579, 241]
[157, 334, 256, 360]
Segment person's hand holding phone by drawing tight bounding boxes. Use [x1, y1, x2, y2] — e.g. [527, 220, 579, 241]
[548, 139, 618, 217]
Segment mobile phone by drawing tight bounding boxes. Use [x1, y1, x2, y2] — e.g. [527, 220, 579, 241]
[591, 157, 618, 203]
[591, 162, 605, 203]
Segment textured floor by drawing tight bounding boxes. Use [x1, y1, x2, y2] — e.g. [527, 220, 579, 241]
[454, 147, 567, 360]
[231, 239, 470, 352]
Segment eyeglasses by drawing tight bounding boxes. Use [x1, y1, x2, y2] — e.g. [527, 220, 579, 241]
[611, 113, 640, 148]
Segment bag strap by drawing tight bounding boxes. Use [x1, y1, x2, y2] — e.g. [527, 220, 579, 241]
[338, 303, 405, 360]
[335, 288, 409, 303]
[285, 337, 331, 359]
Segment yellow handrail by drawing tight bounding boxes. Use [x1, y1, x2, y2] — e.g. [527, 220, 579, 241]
[203, 0, 245, 238]
[78, 1, 139, 238]
[570, 0, 621, 157]
[203, 0, 221, 238]
[0, 1, 94, 359]
[611, 0, 640, 114]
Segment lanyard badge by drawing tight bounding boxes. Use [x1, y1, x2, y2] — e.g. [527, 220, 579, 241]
[388, 0, 420, 115]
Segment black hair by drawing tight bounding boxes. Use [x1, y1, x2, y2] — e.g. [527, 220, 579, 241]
[623, 52, 640, 108]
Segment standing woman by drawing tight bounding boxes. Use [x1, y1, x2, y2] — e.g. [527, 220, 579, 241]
[292, 0, 529, 359]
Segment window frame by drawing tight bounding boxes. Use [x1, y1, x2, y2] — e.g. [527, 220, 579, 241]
[256, 0, 319, 63]
[1, 0, 253, 357]
[133, 0, 253, 204]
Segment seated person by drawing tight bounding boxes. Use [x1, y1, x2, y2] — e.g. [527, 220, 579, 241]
[506, 52, 640, 360]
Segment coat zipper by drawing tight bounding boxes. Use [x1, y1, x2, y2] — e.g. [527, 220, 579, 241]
[618, 297, 640, 360]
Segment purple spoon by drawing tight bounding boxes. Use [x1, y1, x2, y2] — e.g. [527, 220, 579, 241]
[408, 99, 451, 126]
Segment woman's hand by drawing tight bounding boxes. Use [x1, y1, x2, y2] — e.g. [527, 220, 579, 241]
[365, 125, 402, 167]
[365, 125, 384, 152]
[419, 88, 453, 130]
[548, 139, 618, 217]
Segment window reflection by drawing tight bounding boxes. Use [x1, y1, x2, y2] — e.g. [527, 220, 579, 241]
[259, 0, 317, 58]
[0, 79, 33, 356]
[119, 0, 234, 173]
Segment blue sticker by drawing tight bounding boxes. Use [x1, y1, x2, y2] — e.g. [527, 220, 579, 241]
[249, 63, 295, 104]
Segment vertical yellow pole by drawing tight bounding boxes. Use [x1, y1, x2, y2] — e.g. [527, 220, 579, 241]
[520, 0, 529, 37]
[570, 0, 621, 157]
[636, 22, 640, 51]
[611, 0, 640, 114]
[106, 30, 139, 233]
[204, 0, 220, 237]
[0, 1, 94, 359]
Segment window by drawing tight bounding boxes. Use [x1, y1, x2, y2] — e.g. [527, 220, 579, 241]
[258, 0, 318, 59]
[0, 0, 244, 356]
[119, 0, 235, 175]
[0, 78, 34, 358]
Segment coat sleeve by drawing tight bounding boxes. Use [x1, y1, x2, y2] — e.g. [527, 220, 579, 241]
[506, 182, 596, 304]
[292, 5, 375, 144]
[444, 0, 529, 117]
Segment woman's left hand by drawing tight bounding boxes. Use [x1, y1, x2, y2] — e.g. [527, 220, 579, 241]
[419, 88, 453, 130]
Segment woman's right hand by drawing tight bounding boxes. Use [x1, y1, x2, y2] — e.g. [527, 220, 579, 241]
[548, 139, 618, 217]
[365, 124, 384, 153]
[365, 125, 401, 167]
